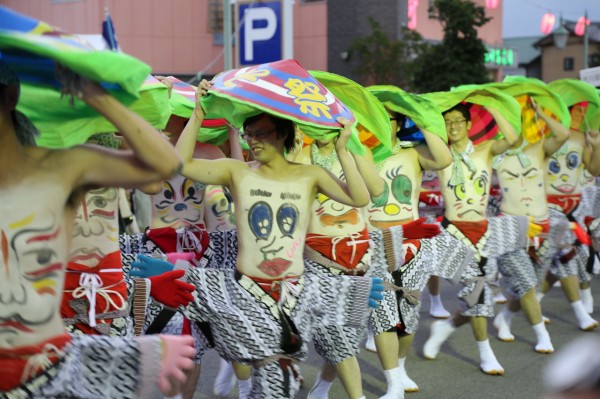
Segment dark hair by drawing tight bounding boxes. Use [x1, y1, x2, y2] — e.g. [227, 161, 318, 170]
[243, 113, 296, 152]
[443, 103, 471, 122]
[391, 112, 407, 132]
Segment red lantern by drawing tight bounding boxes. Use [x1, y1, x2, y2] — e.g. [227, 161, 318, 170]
[485, 0, 500, 10]
[540, 13, 556, 35]
[575, 16, 590, 36]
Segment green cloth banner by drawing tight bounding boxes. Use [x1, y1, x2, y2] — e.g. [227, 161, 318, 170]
[310, 71, 392, 158]
[547, 79, 600, 131]
[423, 85, 522, 139]
[20, 76, 170, 148]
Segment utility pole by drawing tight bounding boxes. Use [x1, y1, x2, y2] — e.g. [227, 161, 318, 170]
[223, 0, 232, 70]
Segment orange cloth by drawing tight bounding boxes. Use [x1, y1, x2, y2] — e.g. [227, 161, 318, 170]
[306, 228, 370, 269]
[0, 334, 71, 391]
[547, 194, 582, 215]
[146, 224, 209, 263]
[448, 220, 489, 246]
[62, 251, 126, 335]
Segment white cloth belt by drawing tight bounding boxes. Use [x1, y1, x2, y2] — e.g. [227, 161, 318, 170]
[71, 272, 126, 327]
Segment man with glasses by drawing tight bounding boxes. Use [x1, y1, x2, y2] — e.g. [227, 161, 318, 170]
[174, 80, 383, 398]
[423, 102, 531, 375]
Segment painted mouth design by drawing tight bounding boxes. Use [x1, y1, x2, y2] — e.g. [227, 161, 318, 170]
[0, 320, 33, 333]
[369, 218, 412, 229]
[458, 209, 483, 218]
[551, 184, 575, 194]
[258, 258, 293, 277]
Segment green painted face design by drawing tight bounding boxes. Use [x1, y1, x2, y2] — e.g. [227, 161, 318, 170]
[391, 174, 412, 205]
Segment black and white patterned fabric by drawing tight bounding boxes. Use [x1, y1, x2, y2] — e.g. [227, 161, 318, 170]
[366, 228, 402, 335]
[181, 268, 372, 398]
[392, 227, 476, 333]
[304, 260, 368, 365]
[497, 248, 539, 299]
[445, 215, 528, 318]
[1, 335, 161, 399]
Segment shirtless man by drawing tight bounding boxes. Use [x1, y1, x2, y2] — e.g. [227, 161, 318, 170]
[176, 81, 380, 398]
[363, 98, 465, 397]
[0, 62, 194, 398]
[298, 134, 403, 399]
[423, 103, 531, 375]
[513, 102, 599, 330]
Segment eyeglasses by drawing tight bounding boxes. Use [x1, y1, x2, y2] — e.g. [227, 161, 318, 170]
[444, 119, 467, 127]
[240, 128, 277, 141]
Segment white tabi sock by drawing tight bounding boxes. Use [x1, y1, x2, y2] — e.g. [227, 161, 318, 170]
[493, 306, 515, 342]
[397, 357, 419, 392]
[532, 322, 553, 353]
[365, 329, 377, 353]
[571, 300, 599, 330]
[238, 378, 252, 399]
[429, 294, 451, 318]
[580, 287, 594, 314]
[379, 367, 404, 399]
[213, 358, 236, 397]
[165, 395, 181, 399]
[476, 339, 504, 375]
[423, 319, 456, 359]
[307, 374, 334, 399]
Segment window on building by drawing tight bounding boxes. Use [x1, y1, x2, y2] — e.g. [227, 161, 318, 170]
[208, 0, 224, 34]
[563, 57, 574, 71]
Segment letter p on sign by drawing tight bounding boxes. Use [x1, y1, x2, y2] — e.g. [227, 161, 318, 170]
[239, 2, 282, 65]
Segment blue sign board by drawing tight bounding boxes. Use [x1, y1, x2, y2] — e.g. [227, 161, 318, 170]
[238, 1, 282, 66]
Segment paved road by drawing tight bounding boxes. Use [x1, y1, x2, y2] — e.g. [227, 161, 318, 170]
[193, 278, 600, 399]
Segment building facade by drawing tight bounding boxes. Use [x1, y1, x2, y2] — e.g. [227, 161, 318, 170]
[1, 0, 505, 83]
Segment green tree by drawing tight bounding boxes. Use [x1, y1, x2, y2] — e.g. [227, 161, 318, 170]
[348, 18, 428, 90]
[413, 0, 491, 92]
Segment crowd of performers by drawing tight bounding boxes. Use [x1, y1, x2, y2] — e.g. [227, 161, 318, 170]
[1, 56, 600, 399]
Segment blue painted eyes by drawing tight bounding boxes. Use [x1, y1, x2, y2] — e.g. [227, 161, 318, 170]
[277, 204, 299, 238]
[249, 202, 299, 240]
[249, 201, 273, 240]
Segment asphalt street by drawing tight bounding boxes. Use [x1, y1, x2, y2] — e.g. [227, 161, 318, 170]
[193, 277, 600, 399]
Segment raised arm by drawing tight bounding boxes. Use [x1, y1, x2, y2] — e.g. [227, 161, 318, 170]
[64, 76, 182, 188]
[583, 130, 600, 176]
[417, 129, 452, 171]
[533, 102, 570, 156]
[81, 79, 181, 178]
[353, 144, 385, 197]
[488, 106, 519, 155]
[175, 80, 238, 187]
[315, 118, 370, 207]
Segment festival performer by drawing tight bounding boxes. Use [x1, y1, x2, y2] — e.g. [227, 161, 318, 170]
[364, 87, 475, 397]
[0, 62, 195, 398]
[294, 72, 404, 399]
[175, 80, 383, 399]
[119, 75, 240, 399]
[537, 101, 600, 325]
[422, 102, 532, 375]
[486, 101, 572, 354]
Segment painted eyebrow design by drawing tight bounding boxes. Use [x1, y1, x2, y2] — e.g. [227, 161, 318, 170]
[479, 171, 489, 182]
[501, 170, 519, 178]
[523, 168, 537, 177]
